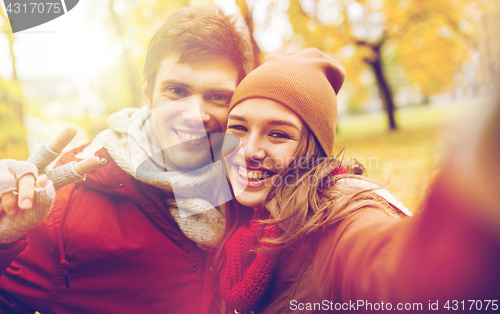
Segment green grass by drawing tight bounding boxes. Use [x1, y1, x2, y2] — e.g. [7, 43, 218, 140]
[333, 99, 485, 213]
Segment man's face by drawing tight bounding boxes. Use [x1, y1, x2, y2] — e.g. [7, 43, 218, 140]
[143, 54, 239, 171]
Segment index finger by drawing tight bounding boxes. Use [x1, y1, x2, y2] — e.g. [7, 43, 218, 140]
[47, 125, 78, 153]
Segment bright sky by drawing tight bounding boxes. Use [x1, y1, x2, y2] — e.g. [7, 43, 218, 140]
[215, 0, 292, 53]
[0, 0, 117, 81]
[0, 0, 293, 152]
[0, 0, 120, 151]
[0, 0, 292, 82]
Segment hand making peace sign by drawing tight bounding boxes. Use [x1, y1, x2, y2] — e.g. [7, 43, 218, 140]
[0, 126, 99, 244]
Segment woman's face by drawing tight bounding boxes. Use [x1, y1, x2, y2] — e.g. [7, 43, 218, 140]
[224, 98, 303, 211]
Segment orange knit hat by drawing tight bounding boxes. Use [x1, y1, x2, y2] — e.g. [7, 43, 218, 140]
[229, 48, 345, 157]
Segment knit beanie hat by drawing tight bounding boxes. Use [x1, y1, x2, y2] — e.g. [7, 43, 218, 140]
[229, 48, 345, 157]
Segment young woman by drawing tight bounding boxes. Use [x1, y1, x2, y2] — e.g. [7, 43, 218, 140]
[214, 48, 500, 313]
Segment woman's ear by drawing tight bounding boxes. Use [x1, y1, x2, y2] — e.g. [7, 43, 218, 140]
[142, 77, 152, 109]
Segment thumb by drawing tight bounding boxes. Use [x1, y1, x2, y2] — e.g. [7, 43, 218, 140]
[47, 157, 99, 191]
[73, 157, 100, 176]
[35, 174, 48, 189]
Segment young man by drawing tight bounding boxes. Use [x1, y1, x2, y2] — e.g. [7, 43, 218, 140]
[0, 7, 253, 313]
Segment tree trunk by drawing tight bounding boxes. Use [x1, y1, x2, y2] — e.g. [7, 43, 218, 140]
[367, 45, 398, 130]
[8, 33, 23, 119]
[109, 0, 141, 107]
[422, 94, 430, 105]
[236, 0, 262, 68]
[6, 31, 30, 157]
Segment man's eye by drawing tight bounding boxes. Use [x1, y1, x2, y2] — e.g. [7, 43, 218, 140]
[209, 94, 230, 105]
[169, 88, 185, 95]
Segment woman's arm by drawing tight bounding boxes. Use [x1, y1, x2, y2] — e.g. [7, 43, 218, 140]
[315, 98, 500, 309]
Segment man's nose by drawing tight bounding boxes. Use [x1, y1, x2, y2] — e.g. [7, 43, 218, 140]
[181, 96, 210, 127]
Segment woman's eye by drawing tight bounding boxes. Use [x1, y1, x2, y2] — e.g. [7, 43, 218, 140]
[270, 132, 290, 139]
[228, 125, 247, 132]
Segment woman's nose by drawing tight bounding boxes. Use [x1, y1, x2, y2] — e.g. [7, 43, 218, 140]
[241, 135, 266, 162]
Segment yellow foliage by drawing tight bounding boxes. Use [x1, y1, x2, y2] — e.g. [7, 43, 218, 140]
[0, 78, 29, 160]
[286, 0, 477, 106]
[81, 0, 200, 138]
[472, 0, 500, 86]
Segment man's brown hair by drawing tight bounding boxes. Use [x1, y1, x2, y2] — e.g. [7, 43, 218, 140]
[143, 7, 254, 98]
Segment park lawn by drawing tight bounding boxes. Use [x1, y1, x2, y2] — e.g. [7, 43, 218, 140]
[333, 101, 476, 213]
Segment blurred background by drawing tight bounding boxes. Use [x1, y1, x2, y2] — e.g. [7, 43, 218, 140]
[0, 0, 499, 212]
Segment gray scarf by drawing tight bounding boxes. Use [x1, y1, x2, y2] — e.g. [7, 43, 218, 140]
[77, 107, 228, 249]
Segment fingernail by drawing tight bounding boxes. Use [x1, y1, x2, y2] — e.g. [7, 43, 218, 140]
[21, 199, 32, 209]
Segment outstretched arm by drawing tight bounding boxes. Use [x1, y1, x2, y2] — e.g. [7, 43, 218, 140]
[0, 126, 99, 245]
[318, 97, 500, 309]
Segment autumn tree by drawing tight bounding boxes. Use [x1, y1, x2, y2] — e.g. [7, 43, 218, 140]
[472, 0, 500, 91]
[107, 0, 143, 108]
[0, 9, 29, 159]
[83, 0, 197, 137]
[286, 0, 473, 130]
[236, 0, 263, 68]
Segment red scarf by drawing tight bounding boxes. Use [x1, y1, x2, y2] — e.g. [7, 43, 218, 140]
[220, 211, 282, 312]
[220, 166, 347, 312]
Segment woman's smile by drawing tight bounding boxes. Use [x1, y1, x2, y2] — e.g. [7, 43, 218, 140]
[235, 164, 276, 187]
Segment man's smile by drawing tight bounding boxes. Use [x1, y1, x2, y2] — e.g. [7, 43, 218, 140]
[174, 128, 207, 142]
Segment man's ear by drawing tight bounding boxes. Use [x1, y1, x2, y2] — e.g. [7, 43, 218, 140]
[142, 76, 152, 109]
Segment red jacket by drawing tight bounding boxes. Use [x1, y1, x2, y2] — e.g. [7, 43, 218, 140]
[0, 147, 216, 313]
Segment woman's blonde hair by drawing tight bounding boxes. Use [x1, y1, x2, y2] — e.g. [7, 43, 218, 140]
[259, 125, 400, 252]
